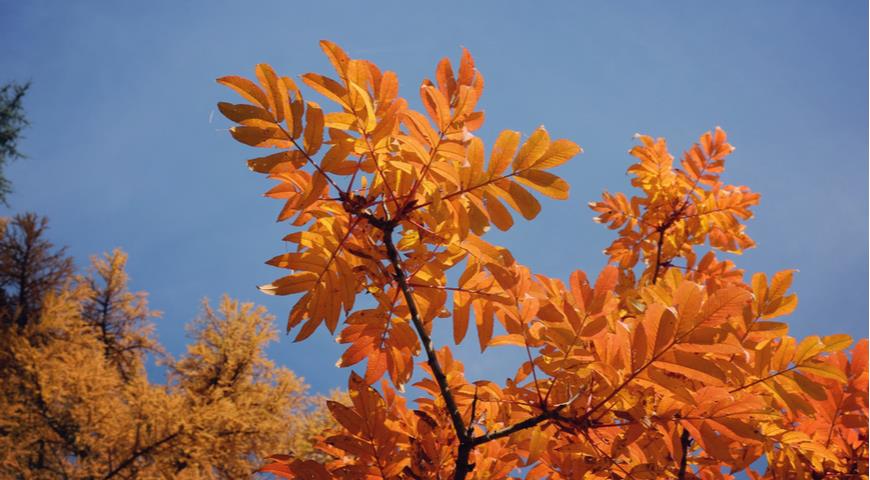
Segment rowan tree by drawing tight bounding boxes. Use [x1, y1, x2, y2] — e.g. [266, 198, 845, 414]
[0, 224, 334, 478]
[218, 41, 869, 479]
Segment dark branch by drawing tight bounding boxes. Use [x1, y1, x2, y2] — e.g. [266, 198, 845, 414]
[102, 430, 181, 480]
[380, 225, 473, 479]
[678, 427, 691, 479]
[471, 409, 558, 446]
[652, 227, 666, 285]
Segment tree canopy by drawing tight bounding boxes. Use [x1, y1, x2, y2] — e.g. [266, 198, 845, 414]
[0, 82, 30, 204]
[218, 41, 869, 479]
[0, 214, 334, 479]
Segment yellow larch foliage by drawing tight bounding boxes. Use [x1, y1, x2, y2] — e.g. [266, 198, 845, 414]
[0, 216, 334, 479]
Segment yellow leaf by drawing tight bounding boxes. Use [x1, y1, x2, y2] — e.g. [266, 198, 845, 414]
[301, 73, 349, 109]
[768, 270, 795, 300]
[484, 192, 513, 231]
[532, 139, 582, 170]
[420, 85, 451, 131]
[266, 252, 327, 272]
[673, 281, 704, 330]
[453, 292, 470, 345]
[259, 272, 318, 296]
[348, 82, 376, 132]
[400, 110, 438, 147]
[513, 127, 550, 171]
[494, 181, 540, 220]
[790, 372, 827, 401]
[255, 63, 288, 123]
[528, 427, 547, 463]
[466, 137, 486, 179]
[247, 151, 304, 174]
[751, 272, 768, 307]
[762, 293, 797, 319]
[794, 335, 824, 364]
[217, 102, 273, 124]
[488, 130, 521, 177]
[514, 170, 569, 200]
[696, 421, 735, 462]
[748, 321, 789, 339]
[822, 333, 852, 352]
[303, 102, 324, 155]
[474, 301, 495, 351]
[798, 361, 847, 383]
[326, 400, 364, 435]
[324, 112, 357, 130]
[230, 126, 292, 149]
[653, 353, 725, 385]
[217, 75, 269, 108]
[699, 287, 752, 329]
[319, 40, 350, 78]
[488, 334, 526, 347]
[652, 305, 678, 355]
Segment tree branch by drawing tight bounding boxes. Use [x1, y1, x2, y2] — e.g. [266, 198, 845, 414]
[678, 427, 691, 479]
[470, 409, 559, 446]
[381, 226, 472, 479]
[102, 430, 182, 480]
[652, 227, 666, 285]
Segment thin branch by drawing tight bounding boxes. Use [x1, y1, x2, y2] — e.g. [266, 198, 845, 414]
[102, 430, 181, 480]
[471, 409, 558, 446]
[362, 136, 403, 215]
[525, 340, 545, 407]
[312, 217, 362, 286]
[466, 386, 479, 438]
[542, 313, 589, 405]
[583, 428, 636, 480]
[276, 123, 344, 194]
[825, 392, 848, 449]
[401, 91, 471, 214]
[381, 225, 471, 480]
[410, 167, 533, 212]
[677, 427, 691, 479]
[407, 282, 503, 299]
[730, 365, 798, 394]
[651, 227, 666, 285]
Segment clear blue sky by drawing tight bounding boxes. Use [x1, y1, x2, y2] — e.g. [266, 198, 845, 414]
[2, 2, 867, 400]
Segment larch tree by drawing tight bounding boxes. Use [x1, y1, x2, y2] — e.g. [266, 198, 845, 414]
[165, 296, 335, 477]
[217, 41, 869, 479]
[0, 213, 74, 328]
[0, 216, 335, 479]
[80, 249, 160, 382]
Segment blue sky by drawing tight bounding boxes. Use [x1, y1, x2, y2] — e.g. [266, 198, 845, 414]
[1, 1, 867, 403]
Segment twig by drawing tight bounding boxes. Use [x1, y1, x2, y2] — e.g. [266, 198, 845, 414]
[677, 428, 692, 479]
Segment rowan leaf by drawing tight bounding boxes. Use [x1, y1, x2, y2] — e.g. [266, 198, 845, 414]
[513, 127, 550, 171]
[514, 170, 569, 199]
[217, 75, 270, 108]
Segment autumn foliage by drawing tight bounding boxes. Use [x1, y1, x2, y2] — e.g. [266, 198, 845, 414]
[219, 42, 868, 479]
[0, 215, 334, 478]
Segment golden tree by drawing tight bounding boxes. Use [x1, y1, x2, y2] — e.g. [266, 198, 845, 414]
[219, 42, 868, 479]
[165, 296, 335, 477]
[0, 213, 73, 328]
[0, 217, 333, 479]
